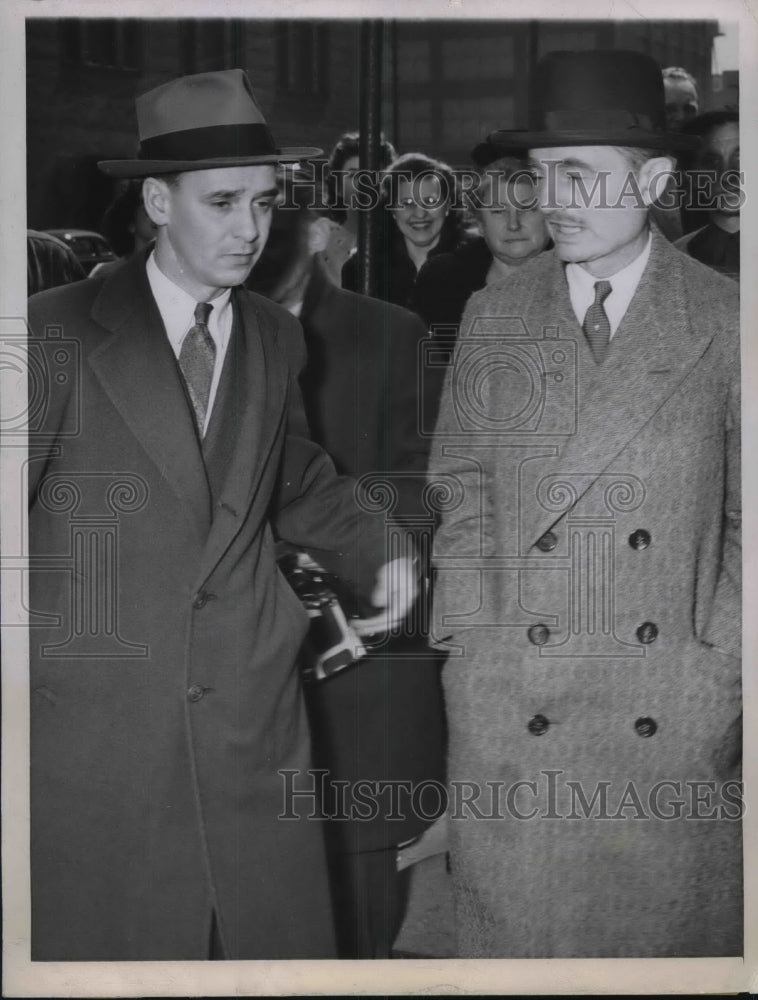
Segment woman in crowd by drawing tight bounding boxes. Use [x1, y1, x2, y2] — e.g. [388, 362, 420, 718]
[320, 130, 397, 285]
[414, 139, 551, 430]
[343, 151, 470, 310]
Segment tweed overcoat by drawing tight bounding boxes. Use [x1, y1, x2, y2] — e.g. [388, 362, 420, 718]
[429, 230, 742, 957]
[27, 252, 388, 960]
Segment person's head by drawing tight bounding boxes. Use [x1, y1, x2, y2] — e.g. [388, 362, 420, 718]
[469, 156, 550, 267]
[142, 165, 280, 301]
[326, 130, 397, 224]
[97, 69, 322, 300]
[247, 169, 332, 306]
[383, 152, 462, 265]
[683, 109, 740, 226]
[662, 67, 699, 131]
[101, 180, 158, 257]
[529, 144, 674, 277]
[487, 50, 692, 277]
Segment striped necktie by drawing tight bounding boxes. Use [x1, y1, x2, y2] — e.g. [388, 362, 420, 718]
[179, 301, 215, 434]
[582, 280, 612, 364]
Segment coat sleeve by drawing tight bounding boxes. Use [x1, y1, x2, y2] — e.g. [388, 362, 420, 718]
[26, 289, 80, 504]
[270, 307, 391, 599]
[700, 319, 741, 658]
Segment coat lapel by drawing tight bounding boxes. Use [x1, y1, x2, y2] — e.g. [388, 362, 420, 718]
[520, 231, 717, 549]
[195, 290, 289, 585]
[87, 254, 212, 542]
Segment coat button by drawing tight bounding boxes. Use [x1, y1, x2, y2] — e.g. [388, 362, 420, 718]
[636, 621, 659, 644]
[536, 531, 558, 552]
[193, 590, 215, 610]
[629, 529, 651, 550]
[527, 624, 550, 646]
[634, 716, 657, 737]
[187, 684, 205, 702]
[527, 714, 550, 735]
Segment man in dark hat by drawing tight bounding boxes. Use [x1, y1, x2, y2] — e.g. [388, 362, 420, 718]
[430, 49, 741, 957]
[27, 69, 415, 961]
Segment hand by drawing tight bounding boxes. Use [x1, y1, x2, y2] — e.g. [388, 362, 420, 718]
[352, 557, 418, 637]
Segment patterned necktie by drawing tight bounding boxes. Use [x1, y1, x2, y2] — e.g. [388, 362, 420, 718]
[179, 302, 215, 434]
[582, 280, 612, 364]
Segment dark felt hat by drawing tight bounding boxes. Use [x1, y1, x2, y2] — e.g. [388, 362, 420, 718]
[484, 49, 700, 155]
[99, 69, 322, 178]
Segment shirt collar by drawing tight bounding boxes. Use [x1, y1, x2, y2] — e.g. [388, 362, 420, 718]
[146, 251, 233, 353]
[566, 230, 652, 295]
[565, 230, 652, 337]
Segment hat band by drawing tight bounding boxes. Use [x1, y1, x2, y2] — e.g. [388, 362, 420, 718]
[543, 109, 657, 132]
[138, 123, 279, 161]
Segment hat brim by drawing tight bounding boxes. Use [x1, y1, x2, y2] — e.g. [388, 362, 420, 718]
[487, 129, 700, 154]
[98, 147, 323, 178]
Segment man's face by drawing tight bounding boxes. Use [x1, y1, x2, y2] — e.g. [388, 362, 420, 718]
[476, 173, 550, 266]
[664, 78, 699, 131]
[530, 145, 654, 278]
[390, 174, 449, 252]
[698, 121, 741, 217]
[146, 164, 279, 300]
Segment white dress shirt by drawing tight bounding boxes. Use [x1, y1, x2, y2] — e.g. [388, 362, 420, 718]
[565, 230, 652, 339]
[146, 252, 233, 435]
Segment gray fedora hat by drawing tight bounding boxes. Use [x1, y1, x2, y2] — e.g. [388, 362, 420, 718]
[99, 69, 322, 178]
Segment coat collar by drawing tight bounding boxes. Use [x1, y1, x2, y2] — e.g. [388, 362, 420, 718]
[88, 251, 212, 542]
[87, 254, 287, 570]
[519, 227, 718, 550]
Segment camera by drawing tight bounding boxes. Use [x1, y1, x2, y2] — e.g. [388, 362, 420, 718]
[277, 550, 367, 682]
[419, 316, 577, 437]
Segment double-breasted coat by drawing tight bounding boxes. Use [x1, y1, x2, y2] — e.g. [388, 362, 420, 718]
[27, 251, 387, 960]
[429, 229, 741, 957]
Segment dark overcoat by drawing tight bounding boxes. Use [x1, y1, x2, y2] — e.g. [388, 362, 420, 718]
[27, 252, 387, 960]
[429, 230, 742, 957]
[293, 264, 447, 853]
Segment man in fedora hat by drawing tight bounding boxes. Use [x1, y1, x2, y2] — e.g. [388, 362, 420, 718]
[27, 69, 415, 961]
[430, 49, 741, 957]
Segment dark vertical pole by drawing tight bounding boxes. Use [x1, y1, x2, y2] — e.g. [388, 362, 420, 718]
[357, 20, 383, 298]
[527, 21, 540, 122]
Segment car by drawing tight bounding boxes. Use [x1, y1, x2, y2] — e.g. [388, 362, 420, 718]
[43, 229, 118, 275]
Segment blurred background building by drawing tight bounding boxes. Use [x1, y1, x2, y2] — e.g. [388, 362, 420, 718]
[26, 17, 736, 231]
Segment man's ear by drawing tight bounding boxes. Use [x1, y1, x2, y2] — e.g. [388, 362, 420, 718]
[141, 177, 172, 227]
[307, 216, 332, 255]
[638, 155, 677, 206]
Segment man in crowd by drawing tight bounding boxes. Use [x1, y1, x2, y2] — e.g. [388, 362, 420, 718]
[248, 170, 446, 958]
[662, 65, 700, 130]
[430, 49, 741, 957]
[677, 108, 740, 280]
[27, 69, 414, 961]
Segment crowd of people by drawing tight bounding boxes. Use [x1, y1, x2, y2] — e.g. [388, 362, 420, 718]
[25, 48, 741, 962]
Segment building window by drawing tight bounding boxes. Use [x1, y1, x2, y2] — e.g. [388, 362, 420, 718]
[180, 19, 245, 73]
[276, 21, 329, 99]
[60, 19, 143, 71]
